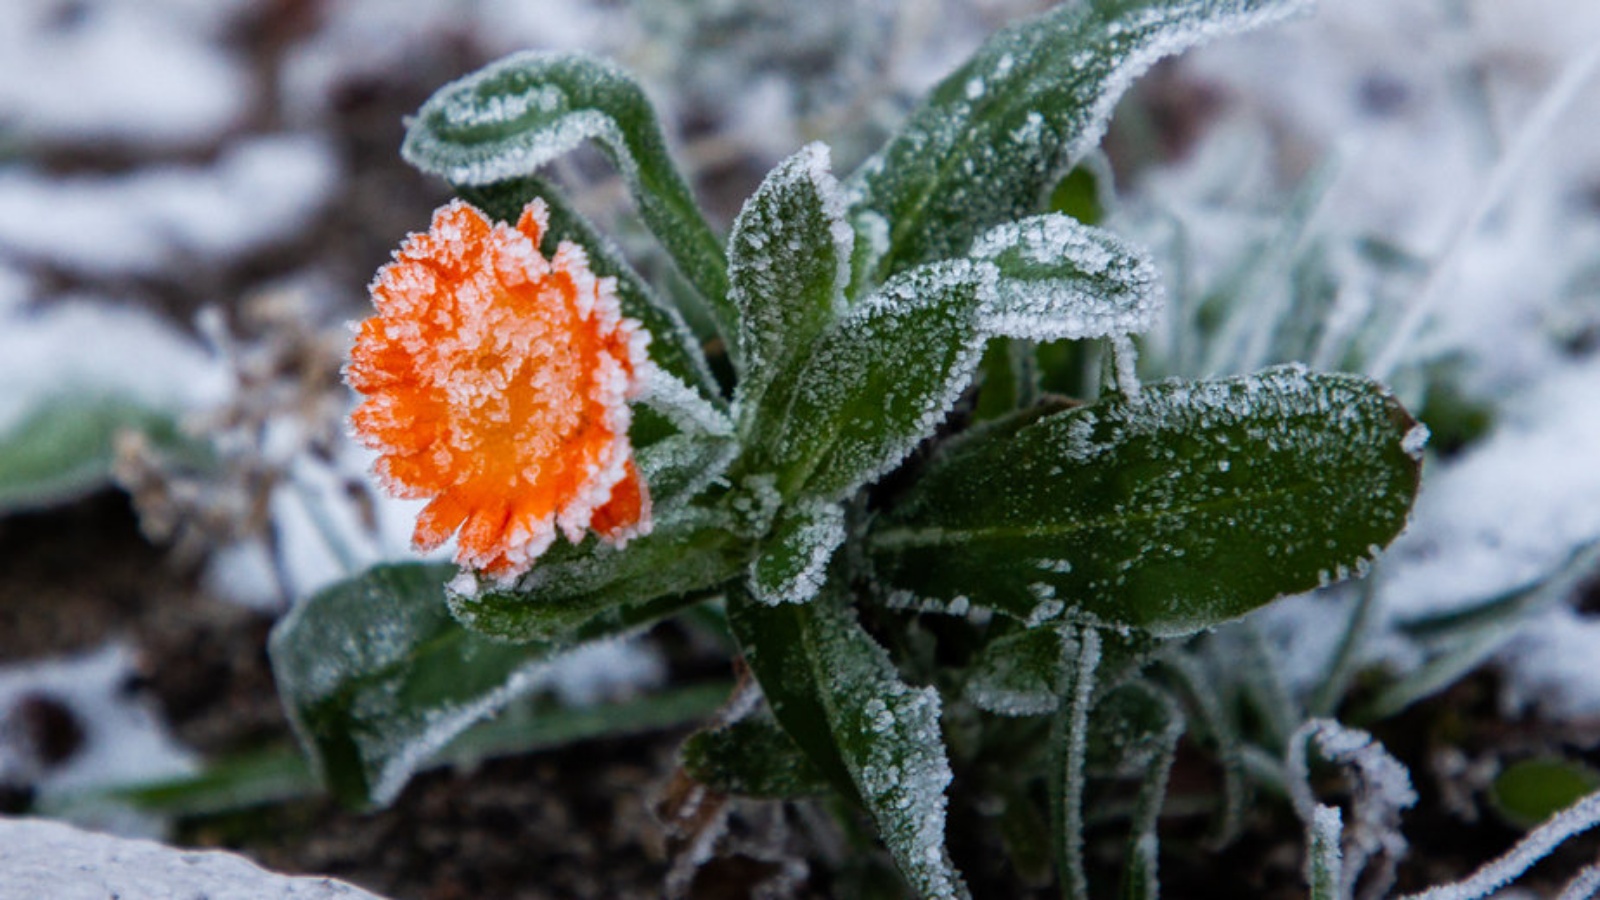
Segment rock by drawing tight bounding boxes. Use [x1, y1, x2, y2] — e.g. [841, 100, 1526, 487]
[0, 816, 388, 899]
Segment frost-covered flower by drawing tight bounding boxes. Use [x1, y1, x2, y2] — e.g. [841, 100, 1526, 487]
[346, 199, 652, 580]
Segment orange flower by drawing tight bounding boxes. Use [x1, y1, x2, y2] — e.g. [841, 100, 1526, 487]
[347, 198, 652, 581]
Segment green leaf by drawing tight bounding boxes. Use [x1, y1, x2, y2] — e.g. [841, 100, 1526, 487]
[632, 405, 737, 511]
[681, 715, 831, 799]
[728, 584, 971, 900]
[869, 365, 1423, 636]
[730, 142, 851, 424]
[0, 392, 184, 514]
[846, 0, 1310, 287]
[964, 627, 1073, 716]
[268, 562, 702, 807]
[970, 213, 1161, 342]
[763, 260, 988, 502]
[453, 174, 724, 404]
[748, 500, 847, 606]
[1049, 164, 1106, 225]
[448, 511, 748, 642]
[1492, 758, 1600, 831]
[403, 51, 734, 352]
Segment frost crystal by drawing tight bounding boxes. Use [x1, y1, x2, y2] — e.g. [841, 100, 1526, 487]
[970, 214, 1162, 342]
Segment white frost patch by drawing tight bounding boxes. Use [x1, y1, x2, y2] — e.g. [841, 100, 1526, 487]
[0, 645, 197, 819]
[0, 135, 339, 277]
[1380, 358, 1600, 622]
[0, 298, 226, 437]
[1497, 605, 1600, 722]
[0, 816, 387, 899]
[0, 0, 249, 147]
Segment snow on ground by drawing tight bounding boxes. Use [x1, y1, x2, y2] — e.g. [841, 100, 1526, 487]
[1380, 356, 1600, 623]
[0, 815, 388, 899]
[0, 135, 339, 277]
[0, 0, 252, 148]
[0, 645, 197, 836]
[0, 297, 227, 434]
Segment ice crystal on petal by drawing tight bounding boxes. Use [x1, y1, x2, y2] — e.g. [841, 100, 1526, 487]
[347, 199, 652, 582]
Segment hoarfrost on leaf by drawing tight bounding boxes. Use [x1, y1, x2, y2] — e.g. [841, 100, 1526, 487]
[768, 260, 990, 502]
[727, 592, 970, 899]
[868, 366, 1422, 635]
[749, 501, 848, 606]
[969, 213, 1163, 342]
[729, 142, 852, 438]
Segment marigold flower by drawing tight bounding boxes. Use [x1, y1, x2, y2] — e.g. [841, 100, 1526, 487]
[347, 198, 652, 581]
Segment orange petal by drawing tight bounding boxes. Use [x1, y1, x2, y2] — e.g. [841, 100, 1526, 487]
[516, 198, 549, 247]
[413, 491, 473, 551]
[591, 461, 650, 541]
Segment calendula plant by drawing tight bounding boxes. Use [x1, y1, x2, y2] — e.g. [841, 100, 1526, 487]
[267, 0, 1435, 895]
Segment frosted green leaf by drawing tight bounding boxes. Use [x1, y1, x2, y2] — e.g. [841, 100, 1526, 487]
[270, 563, 694, 807]
[730, 142, 851, 429]
[0, 392, 186, 514]
[763, 260, 989, 502]
[681, 715, 830, 799]
[630, 402, 736, 511]
[965, 627, 1074, 716]
[728, 585, 971, 899]
[846, 0, 1311, 287]
[447, 511, 748, 643]
[748, 501, 847, 606]
[869, 365, 1423, 636]
[970, 213, 1162, 342]
[403, 51, 733, 352]
[453, 174, 723, 404]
